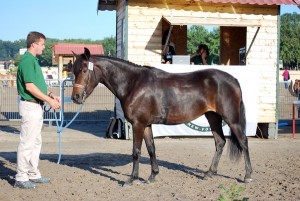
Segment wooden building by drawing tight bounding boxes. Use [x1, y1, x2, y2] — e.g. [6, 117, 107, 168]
[97, 0, 300, 138]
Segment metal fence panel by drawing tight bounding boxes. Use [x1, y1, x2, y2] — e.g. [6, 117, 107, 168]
[278, 81, 298, 120]
[0, 79, 114, 123]
[60, 82, 115, 122]
[0, 80, 19, 121]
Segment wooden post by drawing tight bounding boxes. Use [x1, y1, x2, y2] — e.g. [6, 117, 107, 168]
[58, 55, 63, 81]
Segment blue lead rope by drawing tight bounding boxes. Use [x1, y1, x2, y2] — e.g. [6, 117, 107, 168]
[45, 79, 83, 164]
[53, 104, 83, 164]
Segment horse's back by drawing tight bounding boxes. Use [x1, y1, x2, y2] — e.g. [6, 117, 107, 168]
[126, 68, 242, 125]
[151, 68, 241, 94]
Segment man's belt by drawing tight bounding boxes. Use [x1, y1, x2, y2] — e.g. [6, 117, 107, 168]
[21, 98, 44, 106]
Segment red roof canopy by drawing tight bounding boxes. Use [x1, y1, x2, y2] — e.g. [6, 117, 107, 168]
[53, 43, 104, 55]
[98, 0, 299, 11]
[189, 0, 300, 5]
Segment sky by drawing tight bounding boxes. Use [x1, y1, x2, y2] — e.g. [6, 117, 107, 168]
[0, 0, 116, 41]
[0, 1, 299, 42]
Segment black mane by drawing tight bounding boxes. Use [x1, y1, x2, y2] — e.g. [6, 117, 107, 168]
[91, 55, 153, 70]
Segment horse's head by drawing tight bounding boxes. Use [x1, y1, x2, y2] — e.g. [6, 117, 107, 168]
[71, 48, 98, 104]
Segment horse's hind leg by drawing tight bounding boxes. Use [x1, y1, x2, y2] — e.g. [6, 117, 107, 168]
[204, 112, 226, 180]
[229, 123, 253, 183]
[144, 126, 159, 183]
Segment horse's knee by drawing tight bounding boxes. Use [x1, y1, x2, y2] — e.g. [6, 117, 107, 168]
[217, 140, 226, 148]
[132, 148, 141, 160]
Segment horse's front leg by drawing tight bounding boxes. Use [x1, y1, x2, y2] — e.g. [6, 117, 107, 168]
[124, 123, 144, 186]
[144, 126, 159, 183]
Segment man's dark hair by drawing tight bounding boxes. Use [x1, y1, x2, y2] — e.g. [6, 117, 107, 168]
[26, 31, 46, 48]
[198, 44, 210, 56]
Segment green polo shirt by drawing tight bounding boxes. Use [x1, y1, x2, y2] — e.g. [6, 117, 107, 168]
[17, 51, 47, 101]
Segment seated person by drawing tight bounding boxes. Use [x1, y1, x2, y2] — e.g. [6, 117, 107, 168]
[162, 29, 176, 64]
[190, 44, 212, 65]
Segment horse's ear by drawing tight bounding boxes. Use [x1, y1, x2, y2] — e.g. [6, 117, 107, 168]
[72, 51, 77, 56]
[84, 47, 91, 60]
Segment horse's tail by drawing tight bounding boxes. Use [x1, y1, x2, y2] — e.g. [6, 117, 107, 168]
[228, 99, 246, 162]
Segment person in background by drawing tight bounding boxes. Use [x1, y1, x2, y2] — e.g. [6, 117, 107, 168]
[190, 44, 213, 65]
[15, 31, 61, 189]
[162, 29, 176, 64]
[282, 66, 290, 89]
[67, 60, 73, 72]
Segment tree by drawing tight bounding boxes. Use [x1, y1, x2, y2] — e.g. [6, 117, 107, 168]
[0, 40, 22, 61]
[37, 38, 58, 66]
[280, 13, 300, 69]
[101, 36, 116, 56]
[187, 26, 220, 64]
[13, 53, 22, 67]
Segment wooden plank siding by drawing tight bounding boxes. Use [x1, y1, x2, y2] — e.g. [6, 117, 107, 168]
[115, 0, 279, 123]
[116, 0, 127, 59]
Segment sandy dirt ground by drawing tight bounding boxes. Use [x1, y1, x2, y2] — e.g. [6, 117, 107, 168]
[1, 121, 300, 201]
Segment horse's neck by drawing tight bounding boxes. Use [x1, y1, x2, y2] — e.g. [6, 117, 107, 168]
[99, 60, 140, 99]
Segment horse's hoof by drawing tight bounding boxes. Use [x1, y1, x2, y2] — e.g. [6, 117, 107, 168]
[203, 175, 210, 180]
[123, 179, 143, 187]
[123, 178, 134, 187]
[203, 172, 213, 180]
[244, 177, 253, 183]
[146, 178, 156, 184]
[123, 181, 132, 187]
[132, 179, 143, 185]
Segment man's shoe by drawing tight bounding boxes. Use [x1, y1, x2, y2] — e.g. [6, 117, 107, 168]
[29, 177, 50, 184]
[14, 181, 36, 189]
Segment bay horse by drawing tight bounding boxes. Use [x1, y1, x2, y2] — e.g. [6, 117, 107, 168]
[71, 48, 253, 185]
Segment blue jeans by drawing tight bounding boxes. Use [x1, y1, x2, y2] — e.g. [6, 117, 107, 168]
[284, 78, 289, 89]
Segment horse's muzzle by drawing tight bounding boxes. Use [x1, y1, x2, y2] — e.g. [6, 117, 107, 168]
[72, 94, 84, 104]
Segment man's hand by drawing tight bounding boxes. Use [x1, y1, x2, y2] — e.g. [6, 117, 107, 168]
[48, 97, 60, 110]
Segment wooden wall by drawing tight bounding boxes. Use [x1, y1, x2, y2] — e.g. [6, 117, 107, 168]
[115, 0, 279, 123]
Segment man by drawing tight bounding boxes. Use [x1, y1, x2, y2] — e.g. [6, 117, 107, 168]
[190, 44, 213, 65]
[67, 60, 73, 72]
[15, 31, 60, 189]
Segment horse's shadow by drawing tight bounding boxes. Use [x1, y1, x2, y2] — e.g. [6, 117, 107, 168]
[0, 152, 241, 186]
[43, 152, 241, 184]
[43, 152, 209, 185]
[0, 125, 20, 134]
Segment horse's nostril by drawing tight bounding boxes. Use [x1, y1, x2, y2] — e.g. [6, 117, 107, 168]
[75, 94, 80, 100]
[72, 94, 80, 102]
